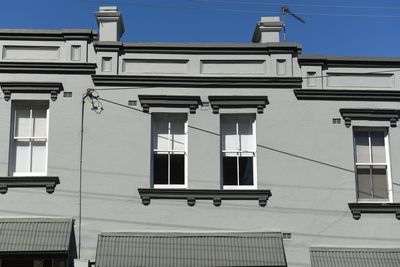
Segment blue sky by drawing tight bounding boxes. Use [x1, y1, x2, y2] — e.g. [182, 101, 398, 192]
[2, 0, 400, 56]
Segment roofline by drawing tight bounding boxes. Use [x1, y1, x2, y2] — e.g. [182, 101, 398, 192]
[0, 29, 98, 41]
[299, 54, 400, 67]
[93, 41, 302, 54]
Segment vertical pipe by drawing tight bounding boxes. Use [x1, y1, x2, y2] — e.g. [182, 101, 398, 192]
[78, 93, 87, 259]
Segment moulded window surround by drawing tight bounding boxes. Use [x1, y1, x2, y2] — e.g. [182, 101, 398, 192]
[276, 59, 286, 75]
[307, 71, 317, 87]
[10, 101, 49, 177]
[101, 57, 112, 72]
[353, 127, 393, 203]
[151, 113, 188, 189]
[220, 114, 257, 189]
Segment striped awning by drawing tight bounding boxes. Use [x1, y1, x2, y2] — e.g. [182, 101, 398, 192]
[0, 217, 74, 253]
[95, 232, 287, 267]
[310, 247, 400, 267]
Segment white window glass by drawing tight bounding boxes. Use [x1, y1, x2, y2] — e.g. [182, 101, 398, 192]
[11, 102, 49, 176]
[221, 114, 256, 188]
[152, 113, 187, 187]
[354, 128, 390, 201]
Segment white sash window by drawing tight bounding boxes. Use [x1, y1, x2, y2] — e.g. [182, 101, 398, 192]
[11, 102, 49, 176]
[221, 114, 257, 189]
[152, 113, 187, 188]
[354, 128, 392, 201]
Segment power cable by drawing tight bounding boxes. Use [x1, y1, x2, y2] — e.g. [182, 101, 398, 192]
[74, 0, 400, 18]
[192, 0, 400, 11]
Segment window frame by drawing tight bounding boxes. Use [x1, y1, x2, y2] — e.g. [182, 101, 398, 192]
[151, 113, 188, 189]
[9, 101, 49, 177]
[352, 127, 393, 203]
[220, 113, 257, 190]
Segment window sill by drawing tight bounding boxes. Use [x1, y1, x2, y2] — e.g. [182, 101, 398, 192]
[138, 188, 272, 207]
[348, 202, 400, 220]
[0, 176, 60, 194]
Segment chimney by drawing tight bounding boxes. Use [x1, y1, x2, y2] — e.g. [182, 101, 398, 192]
[252, 17, 283, 43]
[95, 6, 125, 41]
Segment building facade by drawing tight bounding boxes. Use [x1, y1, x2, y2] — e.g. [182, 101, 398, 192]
[0, 6, 399, 267]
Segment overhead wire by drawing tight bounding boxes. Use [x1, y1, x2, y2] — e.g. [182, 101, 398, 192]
[192, 0, 400, 11]
[73, 0, 400, 18]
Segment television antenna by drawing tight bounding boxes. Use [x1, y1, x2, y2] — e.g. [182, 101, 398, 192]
[281, 5, 305, 41]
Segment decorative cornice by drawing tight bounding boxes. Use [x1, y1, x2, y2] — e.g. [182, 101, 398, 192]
[0, 176, 60, 194]
[92, 75, 303, 88]
[91, 41, 301, 55]
[0, 29, 97, 41]
[138, 95, 202, 114]
[208, 95, 269, 114]
[93, 41, 123, 52]
[0, 82, 64, 101]
[294, 89, 400, 101]
[299, 55, 400, 68]
[348, 202, 400, 220]
[339, 108, 400, 128]
[138, 188, 272, 207]
[0, 62, 97, 74]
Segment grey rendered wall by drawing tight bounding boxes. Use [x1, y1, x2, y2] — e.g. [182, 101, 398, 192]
[1, 35, 400, 267]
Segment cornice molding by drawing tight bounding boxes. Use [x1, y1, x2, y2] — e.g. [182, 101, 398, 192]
[348, 202, 400, 220]
[0, 176, 60, 194]
[0, 29, 97, 41]
[208, 95, 269, 114]
[299, 55, 400, 68]
[294, 89, 400, 101]
[0, 62, 97, 75]
[339, 108, 400, 128]
[92, 75, 303, 88]
[138, 95, 202, 114]
[138, 188, 272, 207]
[0, 82, 64, 101]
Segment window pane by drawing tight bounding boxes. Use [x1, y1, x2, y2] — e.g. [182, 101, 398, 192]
[239, 157, 254, 185]
[14, 141, 30, 173]
[371, 131, 386, 163]
[15, 108, 31, 137]
[153, 154, 168, 184]
[354, 131, 370, 163]
[238, 117, 254, 152]
[372, 166, 388, 199]
[153, 118, 169, 151]
[170, 154, 184, 184]
[221, 117, 238, 151]
[357, 166, 372, 199]
[32, 108, 47, 137]
[223, 156, 237, 185]
[31, 141, 46, 173]
[170, 116, 185, 151]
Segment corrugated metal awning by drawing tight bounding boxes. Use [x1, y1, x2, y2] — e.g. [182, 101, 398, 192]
[95, 232, 287, 267]
[310, 247, 400, 267]
[0, 217, 74, 253]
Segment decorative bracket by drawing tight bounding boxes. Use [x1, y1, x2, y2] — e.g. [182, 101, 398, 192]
[0, 176, 60, 194]
[0, 82, 63, 102]
[138, 95, 202, 114]
[348, 202, 400, 220]
[340, 109, 400, 128]
[208, 96, 269, 114]
[138, 188, 272, 207]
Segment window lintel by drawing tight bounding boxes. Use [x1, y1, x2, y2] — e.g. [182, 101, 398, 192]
[340, 108, 400, 128]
